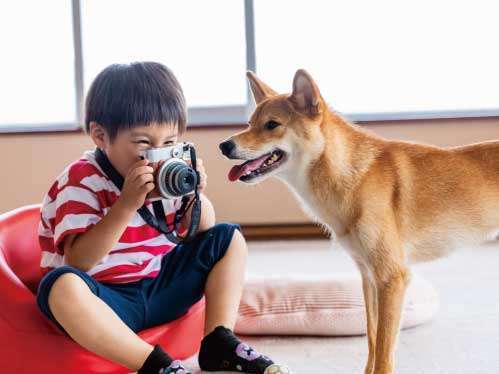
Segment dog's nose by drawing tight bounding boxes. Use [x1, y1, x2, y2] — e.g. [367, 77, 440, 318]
[219, 140, 236, 157]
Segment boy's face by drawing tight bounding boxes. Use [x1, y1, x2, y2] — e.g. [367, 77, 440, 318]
[90, 122, 179, 178]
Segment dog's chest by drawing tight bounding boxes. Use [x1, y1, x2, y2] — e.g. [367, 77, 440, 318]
[281, 175, 346, 238]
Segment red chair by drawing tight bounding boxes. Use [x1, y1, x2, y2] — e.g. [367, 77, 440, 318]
[0, 204, 205, 374]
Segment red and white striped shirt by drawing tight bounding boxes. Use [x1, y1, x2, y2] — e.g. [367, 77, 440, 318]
[38, 148, 184, 284]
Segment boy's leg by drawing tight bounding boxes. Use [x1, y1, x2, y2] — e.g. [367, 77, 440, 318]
[142, 223, 289, 373]
[48, 272, 153, 371]
[204, 228, 247, 334]
[197, 225, 289, 373]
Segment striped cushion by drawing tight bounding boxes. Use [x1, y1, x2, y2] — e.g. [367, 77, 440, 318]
[235, 272, 439, 336]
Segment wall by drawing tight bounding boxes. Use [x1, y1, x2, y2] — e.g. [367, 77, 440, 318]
[1, 117, 498, 223]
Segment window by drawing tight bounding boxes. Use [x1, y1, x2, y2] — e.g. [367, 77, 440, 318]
[254, 0, 499, 120]
[81, 0, 247, 108]
[0, 0, 76, 131]
[1, 0, 498, 132]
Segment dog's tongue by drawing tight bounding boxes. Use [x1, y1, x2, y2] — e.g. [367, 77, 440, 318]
[228, 154, 269, 182]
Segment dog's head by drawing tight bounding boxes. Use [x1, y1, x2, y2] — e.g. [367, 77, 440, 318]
[220, 69, 328, 184]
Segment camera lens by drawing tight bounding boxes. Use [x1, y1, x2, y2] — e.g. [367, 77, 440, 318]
[173, 167, 197, 194]
[158, 160, 198, 198]
[184, 174, 194, 185]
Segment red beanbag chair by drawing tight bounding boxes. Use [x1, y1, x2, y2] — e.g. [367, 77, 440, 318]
[0, 204, 205, 373]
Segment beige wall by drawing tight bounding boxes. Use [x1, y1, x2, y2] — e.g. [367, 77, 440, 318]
[1, 117, 498, 224]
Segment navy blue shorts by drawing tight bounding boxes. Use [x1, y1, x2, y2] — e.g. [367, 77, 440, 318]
[36, 223, 240, 334]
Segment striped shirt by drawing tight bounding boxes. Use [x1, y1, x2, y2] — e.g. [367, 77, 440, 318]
[38, 148, 184, 284]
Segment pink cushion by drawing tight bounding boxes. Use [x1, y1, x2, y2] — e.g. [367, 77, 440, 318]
[235, 273, 439, 336]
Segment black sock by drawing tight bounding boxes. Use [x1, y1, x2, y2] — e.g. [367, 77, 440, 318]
[138, 345, 182, 374]
[198, 326, 278, 373]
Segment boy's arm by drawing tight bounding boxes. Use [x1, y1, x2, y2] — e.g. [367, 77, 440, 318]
[179, 193, 216, 233]
[64, 200, 136, 271]
[63, 158, 154, 271]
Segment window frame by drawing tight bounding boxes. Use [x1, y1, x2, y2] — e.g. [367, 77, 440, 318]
[1, 0, 497, 134]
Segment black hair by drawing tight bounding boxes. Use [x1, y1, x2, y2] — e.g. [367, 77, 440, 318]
[84, 62, 187, 142]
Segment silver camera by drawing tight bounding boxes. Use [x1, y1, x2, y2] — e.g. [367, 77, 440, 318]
[139, 143, 198, 200]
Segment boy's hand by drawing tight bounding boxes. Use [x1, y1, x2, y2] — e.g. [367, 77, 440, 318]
[117, 158, 155, 212]
[196, 158, 207, 193]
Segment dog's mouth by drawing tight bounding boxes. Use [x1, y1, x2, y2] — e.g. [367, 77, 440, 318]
[228, 149, 287, 182]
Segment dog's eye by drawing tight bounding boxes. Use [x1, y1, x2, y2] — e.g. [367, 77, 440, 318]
[264, 120, 281, 130]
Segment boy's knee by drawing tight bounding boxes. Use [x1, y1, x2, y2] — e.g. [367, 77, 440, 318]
[209, 222, 241, 238]
[201, 222, 244, 260]
[52, 271, 85, 290]
[45, 267, 93, 307]
[222, 224, 247, 258]
[212, 222, 244, 244]
[230, 228, 246, 249]
[49, 272, 87, 302]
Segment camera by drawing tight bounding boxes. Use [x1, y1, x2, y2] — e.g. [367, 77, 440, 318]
[139, 143, 198, 200]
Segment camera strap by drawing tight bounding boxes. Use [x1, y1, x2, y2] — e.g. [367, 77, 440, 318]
[94, 147, 202, 244]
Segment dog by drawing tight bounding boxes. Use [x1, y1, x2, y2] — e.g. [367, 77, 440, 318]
[219, 69, 499, 374]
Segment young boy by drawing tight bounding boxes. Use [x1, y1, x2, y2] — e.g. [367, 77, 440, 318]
[36, 62, 288, 374]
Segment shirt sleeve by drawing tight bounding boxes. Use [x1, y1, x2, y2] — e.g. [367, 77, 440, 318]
[53, 179, 104, 252]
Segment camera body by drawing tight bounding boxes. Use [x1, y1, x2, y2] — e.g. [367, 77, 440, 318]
[139, 143, 198, 200]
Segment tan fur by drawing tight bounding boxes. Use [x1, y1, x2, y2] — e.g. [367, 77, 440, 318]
[222, 70, 499, 374]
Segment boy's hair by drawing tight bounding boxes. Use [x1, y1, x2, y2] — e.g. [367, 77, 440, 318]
[84, 62, 187, 143]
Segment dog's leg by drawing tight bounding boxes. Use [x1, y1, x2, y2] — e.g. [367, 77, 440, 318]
[372, 264, 410, 374]
[360, 268, 378, 374]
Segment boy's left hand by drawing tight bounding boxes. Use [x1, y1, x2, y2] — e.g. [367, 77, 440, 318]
[196, 158, 207, 193]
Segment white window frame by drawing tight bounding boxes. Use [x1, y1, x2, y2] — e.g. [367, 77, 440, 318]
[1, 0, 498, 134]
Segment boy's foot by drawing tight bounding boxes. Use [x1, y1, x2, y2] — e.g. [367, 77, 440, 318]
[198, 326, 290, 374]
[139, 345, 191, 374]
[160, 360, 191, 374]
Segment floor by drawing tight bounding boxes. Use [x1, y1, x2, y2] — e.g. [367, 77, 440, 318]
[185, 239, 499, 373]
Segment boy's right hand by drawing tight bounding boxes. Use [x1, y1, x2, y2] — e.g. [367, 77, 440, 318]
[117, 158, 155, 212]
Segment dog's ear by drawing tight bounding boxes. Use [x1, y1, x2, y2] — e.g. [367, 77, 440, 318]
[246, 71, 277, 105]
[290, 69, 322, 114]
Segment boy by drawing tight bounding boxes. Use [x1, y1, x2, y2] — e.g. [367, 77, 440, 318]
[37, 62, 288, 374]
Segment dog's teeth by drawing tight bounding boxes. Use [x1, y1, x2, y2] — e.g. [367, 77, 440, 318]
[265, 155, 277, 166]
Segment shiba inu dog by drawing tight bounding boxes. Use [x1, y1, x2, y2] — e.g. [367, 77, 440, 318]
[219, 69, 499, 374]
